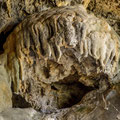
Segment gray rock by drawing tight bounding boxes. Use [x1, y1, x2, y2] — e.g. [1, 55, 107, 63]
[0, 54, 12, 112]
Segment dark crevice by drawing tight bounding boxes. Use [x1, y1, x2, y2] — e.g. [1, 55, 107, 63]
[11, 81, 31, 108]
[51, 85, 58, 90]
[43, 66, 50, 78]
[0, 25, 17, 54]
[11, 81, 14, 93]
[0, 32, 7, 53]
[12, 93, 31, 108]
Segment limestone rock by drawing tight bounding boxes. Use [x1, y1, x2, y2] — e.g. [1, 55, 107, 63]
[0, 89, 120, 120]
[88, 0, 120, 36]
[3, 5, 119, 112]
[0, 0, 89, 34]
[87, 0, 120, 84]
[0, 54, 12, 112]
[0, 108, 38, 120]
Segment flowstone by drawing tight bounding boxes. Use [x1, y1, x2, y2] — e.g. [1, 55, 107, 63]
[3, 5, 120, 112]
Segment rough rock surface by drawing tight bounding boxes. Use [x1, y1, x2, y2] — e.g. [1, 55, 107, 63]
[0, 0, 120, 120]
[3, 5, 119, 112]
[0, 0, 90, 34]
[0, 89, 120, 120]
[87, 0, 120, 85]
[0, 54, 12, 112]
[88, 0, 120, 36]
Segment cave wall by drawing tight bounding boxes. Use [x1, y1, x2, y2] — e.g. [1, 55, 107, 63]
[88, 0, 120, 36]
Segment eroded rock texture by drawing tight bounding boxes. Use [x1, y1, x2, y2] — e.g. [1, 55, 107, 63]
[0, 89, 120, 120]
[87, 0, 120, 85]
[3, 5, 119, 112]
[0, 0, 90, 34]
[88, 0, 120, 36]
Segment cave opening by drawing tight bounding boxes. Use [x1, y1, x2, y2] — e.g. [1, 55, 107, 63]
[51, 81, 94, 109]
[50, 72, 95, 109]
[10, 59, 109, 112]
[11, 72, 95, 112]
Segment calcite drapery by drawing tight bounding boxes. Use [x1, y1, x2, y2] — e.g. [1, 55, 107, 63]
[3, 5, 119, 111]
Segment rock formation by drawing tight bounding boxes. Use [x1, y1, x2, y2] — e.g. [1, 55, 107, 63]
[88, 0, 120, 36]
[0, 0, 90, 34]
[0, 54, 12, 112]
[0, 1, 120, 120]
[2, 5, 120, 112]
